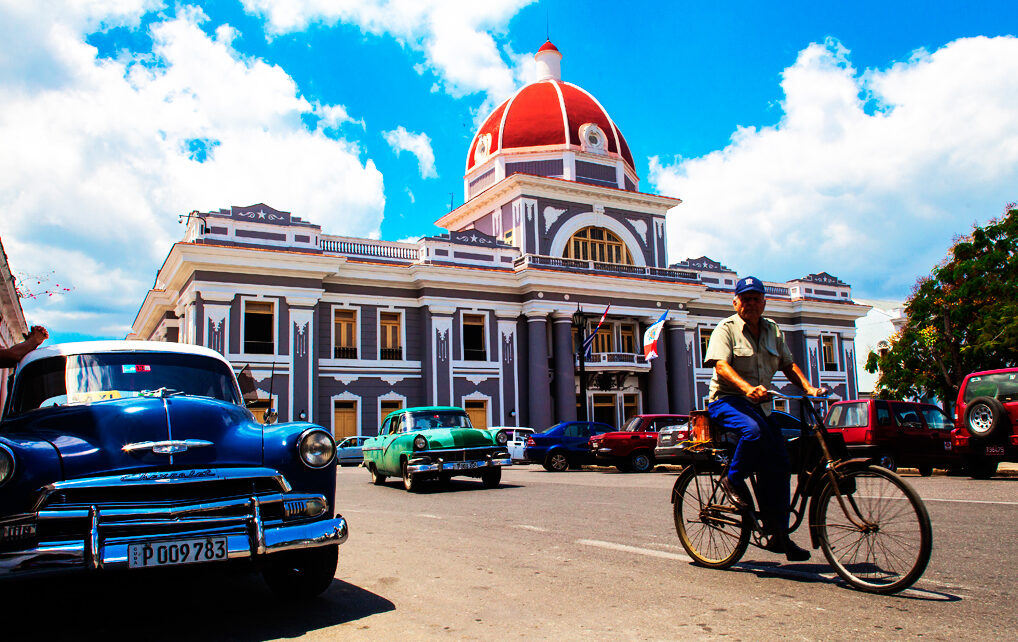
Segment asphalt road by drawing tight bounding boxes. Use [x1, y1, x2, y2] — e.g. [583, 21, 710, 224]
[4, 465, 1018, 641]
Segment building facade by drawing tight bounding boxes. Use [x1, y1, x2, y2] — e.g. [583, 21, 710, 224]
[0, 237, 30, 409]
[131, 42, 869, 439]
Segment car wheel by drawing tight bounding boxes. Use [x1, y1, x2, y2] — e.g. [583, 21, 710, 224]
[875, 451, 897, 472]
[262, 544, 338, 599]
[368, 463, 386, 486]
[402, 461, 419, 492]
[964, 397, 1009, 439]
[545, 451, 569, 472]
[917, 465, 934, 477]
[481, 468, 502, 488]
[616, 462, 632, 473]
[630, 451, 654, 473]
[968, 457, 999, 480]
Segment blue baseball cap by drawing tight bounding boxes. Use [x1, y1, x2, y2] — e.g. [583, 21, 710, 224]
[735, 276, 766, 296]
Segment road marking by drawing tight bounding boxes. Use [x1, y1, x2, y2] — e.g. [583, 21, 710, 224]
[414, 513, 443, 519]
[513, 524, 548, 532]
[922, 497, 1018, 506]
[577, 539, 693, 562]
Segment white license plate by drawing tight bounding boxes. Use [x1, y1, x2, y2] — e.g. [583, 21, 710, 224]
[446, 461, 480, 470]
[986, 445, 1005, 456]
[128, 536, 228, 568]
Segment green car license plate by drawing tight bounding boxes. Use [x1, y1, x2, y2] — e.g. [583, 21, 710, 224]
[445, 461, 480, 470]
[128, 536, 228, 568]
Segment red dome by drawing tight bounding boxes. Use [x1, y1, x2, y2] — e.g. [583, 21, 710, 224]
[466, 79, 635, 173]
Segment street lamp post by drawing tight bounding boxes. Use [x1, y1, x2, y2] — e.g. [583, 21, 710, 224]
[573, 306, 588, 422]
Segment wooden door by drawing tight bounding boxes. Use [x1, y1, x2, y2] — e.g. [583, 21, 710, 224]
[333, 400, 358, 439]
[465, 400, 487, 430]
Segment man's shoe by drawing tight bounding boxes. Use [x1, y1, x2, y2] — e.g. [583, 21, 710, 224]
[762, 536, 811, 562]
[720, 476, 751, 511]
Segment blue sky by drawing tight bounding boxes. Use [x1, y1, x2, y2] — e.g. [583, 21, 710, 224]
[2, 0, 1017, 343]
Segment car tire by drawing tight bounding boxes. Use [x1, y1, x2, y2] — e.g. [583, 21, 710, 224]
[402, 461, 419, 492]
[262, 544, 338, 599]
[368, 463, 386, 486]
[917, 465, 934, 477]
[630, 451, 654, 473]
[545, 451, 569, 472]
[481, 468, 501, 488]
[968, 457, 999, 480]
[616, 462, 632, 473]
[964, 397, 1009, 439]
[875, 451, 897, 472]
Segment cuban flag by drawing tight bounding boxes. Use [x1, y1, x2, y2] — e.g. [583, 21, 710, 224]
[643, 311, 668, 361]
[581, 304, 611, 358]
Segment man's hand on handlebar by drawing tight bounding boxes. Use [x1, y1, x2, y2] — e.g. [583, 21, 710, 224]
[745, 385, 772, 404]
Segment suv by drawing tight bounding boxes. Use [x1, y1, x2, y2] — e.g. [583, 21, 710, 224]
[953, 368, 1018, 479]
[824, 399, 958, 476]
[590, 414, 689, 472]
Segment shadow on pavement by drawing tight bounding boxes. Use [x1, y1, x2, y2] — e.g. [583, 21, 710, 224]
[0, 568, 395, 641]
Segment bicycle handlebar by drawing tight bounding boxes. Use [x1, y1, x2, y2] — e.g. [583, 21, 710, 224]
[765, 389, 831, 401]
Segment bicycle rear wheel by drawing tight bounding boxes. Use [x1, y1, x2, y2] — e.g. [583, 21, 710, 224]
[672, 466, 750, 568]
[816, 465, 932, 594]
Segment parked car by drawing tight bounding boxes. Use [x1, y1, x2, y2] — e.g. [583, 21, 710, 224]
[655, 410, 803, 464]
[362, 406, 511, 491]
[824, 399, 958, 475]
[490, 426, 534, 463]
[0, 341, 347, 597]
[952, 368, 1018, 479]
[589, 414, 689, 472]
[337, 435, 370, 466]
[524, 421, 614, 472]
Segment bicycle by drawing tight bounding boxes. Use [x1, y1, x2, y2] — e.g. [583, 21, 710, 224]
[670, 391, 933, 594]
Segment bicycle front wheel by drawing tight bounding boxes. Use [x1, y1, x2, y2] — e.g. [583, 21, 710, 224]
[816, 465, 932, 594]
[673, 466, 750, 569]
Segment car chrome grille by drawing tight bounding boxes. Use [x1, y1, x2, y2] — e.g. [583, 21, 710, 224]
[37, 477, 287, 510]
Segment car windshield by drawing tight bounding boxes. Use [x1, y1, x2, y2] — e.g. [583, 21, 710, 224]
[965, 372, 1018, 403]
[404, 411, 472, 431]
[7, 352, 242, 415]
[621, 416, 642, 431]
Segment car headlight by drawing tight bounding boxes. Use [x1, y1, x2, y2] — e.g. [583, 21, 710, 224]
[413, 435, 428, 450]
[297, 429, 335, 468]
[495, 430, 508, 445]
[0, 444, 14, 486]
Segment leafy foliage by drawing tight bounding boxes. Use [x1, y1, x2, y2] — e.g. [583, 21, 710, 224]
[867, 205, 1018, 406]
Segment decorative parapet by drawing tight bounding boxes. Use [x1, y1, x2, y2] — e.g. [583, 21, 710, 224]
[319, 235, 419, 262]
[516, 254, 700, 282]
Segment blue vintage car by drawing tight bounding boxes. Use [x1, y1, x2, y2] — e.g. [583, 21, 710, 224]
[0, 341, 347, 597]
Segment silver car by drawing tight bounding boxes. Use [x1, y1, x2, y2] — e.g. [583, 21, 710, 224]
[337, 436, 369, 466]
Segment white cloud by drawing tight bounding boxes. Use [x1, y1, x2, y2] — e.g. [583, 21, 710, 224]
[240, 0, 535, 108]
[650, 36, 1018, 298]
[0, 3, 385, 338]
[383, 126, 437, 178]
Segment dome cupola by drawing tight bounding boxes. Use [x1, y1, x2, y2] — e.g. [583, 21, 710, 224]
[464, 41, 638, 200]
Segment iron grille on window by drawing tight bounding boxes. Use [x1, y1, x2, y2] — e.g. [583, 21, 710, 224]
[380, 347, 403, 360]
[333, 346, 357, 359]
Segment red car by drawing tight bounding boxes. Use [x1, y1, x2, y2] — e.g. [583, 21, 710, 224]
[824, 399, 958, 476]
[952, 368, 1018, 479]
[589, 414, 689, 473]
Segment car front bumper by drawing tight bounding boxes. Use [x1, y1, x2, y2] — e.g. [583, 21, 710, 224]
[407, 456, 512, 474]
[0, 483, 348, 580]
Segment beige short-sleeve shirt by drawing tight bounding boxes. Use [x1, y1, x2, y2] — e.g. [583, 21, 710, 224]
[705, 314, 794, 402]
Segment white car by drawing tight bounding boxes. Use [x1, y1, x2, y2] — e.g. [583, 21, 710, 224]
[490, 426, 535, 463]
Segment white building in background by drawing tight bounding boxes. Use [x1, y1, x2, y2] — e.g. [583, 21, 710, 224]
[854, 299, 907, 397]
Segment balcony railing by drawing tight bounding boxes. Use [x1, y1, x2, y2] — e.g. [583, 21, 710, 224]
[380, 347, 403, 360]
[574, 352, 649, 368]
[515, 254, 699, 282]
[333, 346, 357, 359]
[320, 235, 419, 261]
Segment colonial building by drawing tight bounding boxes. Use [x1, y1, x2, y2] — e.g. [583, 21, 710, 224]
[130, 42, 868, 439]
[0, 237, 30, 408]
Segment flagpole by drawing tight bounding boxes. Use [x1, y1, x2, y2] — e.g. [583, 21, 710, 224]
[573, 304, 588, 422]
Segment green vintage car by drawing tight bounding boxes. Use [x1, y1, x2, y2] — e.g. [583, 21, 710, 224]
[362, 406, 511, 491]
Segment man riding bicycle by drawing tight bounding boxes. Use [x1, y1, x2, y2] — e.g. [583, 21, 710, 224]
[703, 277, 823, 561]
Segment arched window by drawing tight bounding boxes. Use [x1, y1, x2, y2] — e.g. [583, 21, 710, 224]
[565, 227, 633, 264]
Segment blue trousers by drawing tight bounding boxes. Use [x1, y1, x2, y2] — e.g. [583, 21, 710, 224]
[708, 396, 791, 528]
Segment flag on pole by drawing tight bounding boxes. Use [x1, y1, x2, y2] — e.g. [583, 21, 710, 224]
[643, 311, 668, 361]
[581, 304, 611, 358]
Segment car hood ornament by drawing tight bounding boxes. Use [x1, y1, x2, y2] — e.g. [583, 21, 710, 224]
[122, 439, 214, 455]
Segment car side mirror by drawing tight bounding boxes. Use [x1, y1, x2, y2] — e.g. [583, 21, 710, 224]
[263, 408, 278, 425]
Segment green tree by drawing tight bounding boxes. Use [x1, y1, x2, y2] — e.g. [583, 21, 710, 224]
[867, 204, 1018, 407]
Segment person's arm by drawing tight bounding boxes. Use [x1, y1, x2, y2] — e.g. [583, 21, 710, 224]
[0, 325, 49, 367]
[714, 361, 771, 403]
[780, 362, 823, 398]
